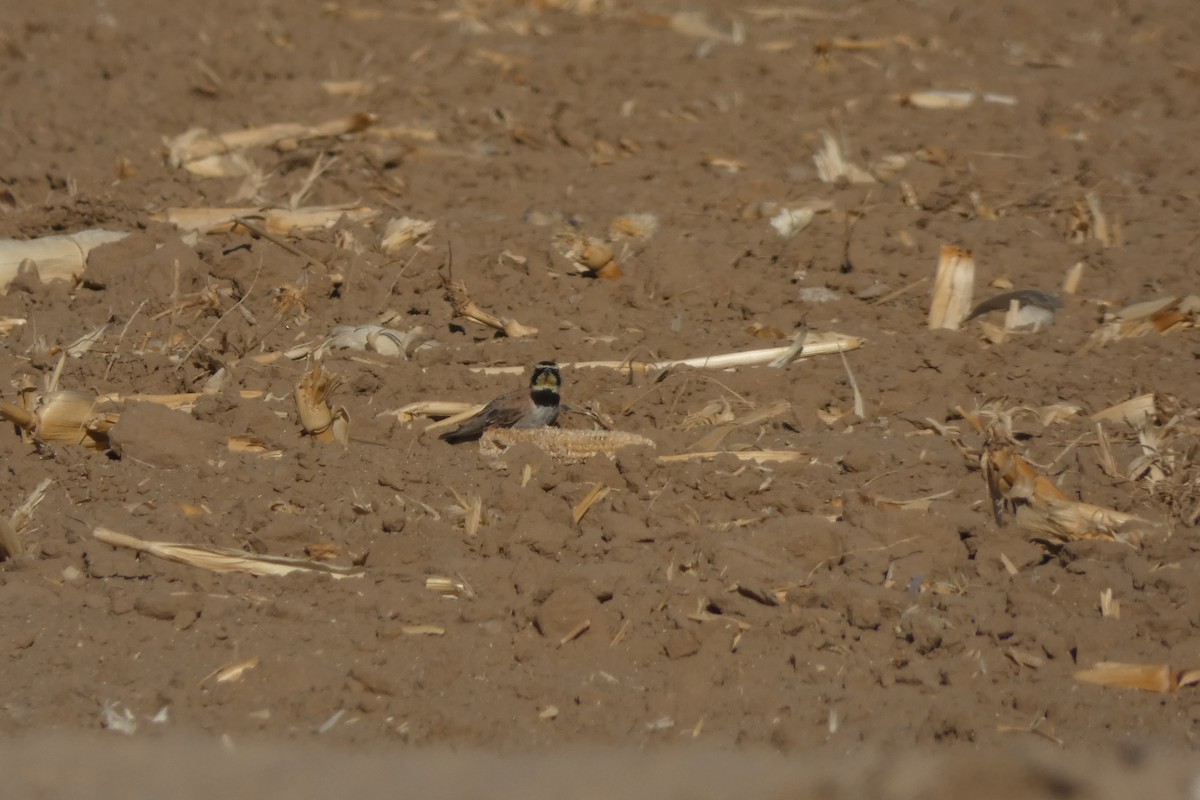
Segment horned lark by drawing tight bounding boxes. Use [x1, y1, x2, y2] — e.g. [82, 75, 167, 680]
[967, 289, 1063, 331]
[439, 360, 562, 444]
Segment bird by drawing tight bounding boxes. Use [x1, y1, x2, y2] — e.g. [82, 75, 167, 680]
[966, 289, 1063, 331]
[439, 360, 562, 444]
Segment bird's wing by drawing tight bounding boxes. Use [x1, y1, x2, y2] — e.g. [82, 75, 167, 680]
[439, 390, 525, 443]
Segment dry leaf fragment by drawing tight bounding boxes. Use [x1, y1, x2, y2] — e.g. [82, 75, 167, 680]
[380, 217, 435, 254]
[900, 89, 975, 109]
[898, 90, 1017, 109]
[1085, 192, 1110, 247]
[305, 543, 343, 562]
[572, 483, 611, 525]
[0, 317, 27, 336]
[668, 11, 744, 44]
[321, 79, 370, 97]
[689, 399, 791, 452]
[864, 489, 954, 511]
[227, 435, 283, 458]
[0, 516, 24, 561]
[1063, 262, 1085, 294]
[63, 322, 110, 358]
[1014, 495, 1158, 546]
[608, 213, 659, 241]
[767, 325, 810, 368]
[1036, 403, 1083, 426]
[703, 155, 747, 174]
[678, 397, 735, 430]
[558, 619, 591, 646]
[402, 624, 445, 636]
[214, 656, 260, 684]
[813, 131, 875, 184]
[769, 207, 815, 238]
[1006, 647, 1045, 669]
[425, 575, 474, 599]
[1100, 588, 1120, 618]
[1083, 295, 1199, 352]
[181, 151, 260, 179]
[1091, 394, 1156, 428]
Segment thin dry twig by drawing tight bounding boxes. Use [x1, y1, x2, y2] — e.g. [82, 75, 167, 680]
[232, 216, 329, 272]
[174, 260, 262, 368]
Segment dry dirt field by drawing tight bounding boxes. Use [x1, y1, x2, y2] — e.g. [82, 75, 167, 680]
[2, 0, 1200, 796]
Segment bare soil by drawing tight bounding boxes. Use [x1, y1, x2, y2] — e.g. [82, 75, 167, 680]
[2, 0, 1199, 793]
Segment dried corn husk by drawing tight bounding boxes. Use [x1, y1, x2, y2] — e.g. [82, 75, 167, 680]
[985, 439, 1160, 545]
[295, 358, 348, 444]
[555, 231, 622, 280]
[1014, 496, 1157, 546]
[0, 317, 27, 336]
[1082, 295, 1199, 352]
[446, 279, 537, 337]
[211, 656, 261, 684]
[93, 527, 365, 579]
[1063, 262, 1085, 295]
[864, 489, 955, 511]
[151, 204, 378, 235]
[469, 333, 865, 375]
[1075, 662, 1200, 694]
[0, 229, 129, 292]
[658, 450, 805, 464]
[294, 324, 436, 359]
[0, 516, 22, 561]
[0, 476, 43, 561]
[426, 575, 474, 599]
[1091, 394, 1156, 427]
[928, 245, 976, 330]
[481, 427, 655, 462]
[166, 112, 377, 168]
[382, 401, 477, 424]
[227, 435, 283, 458]
[898, 90, 1017, 109]
[0, 390, 117, 450]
